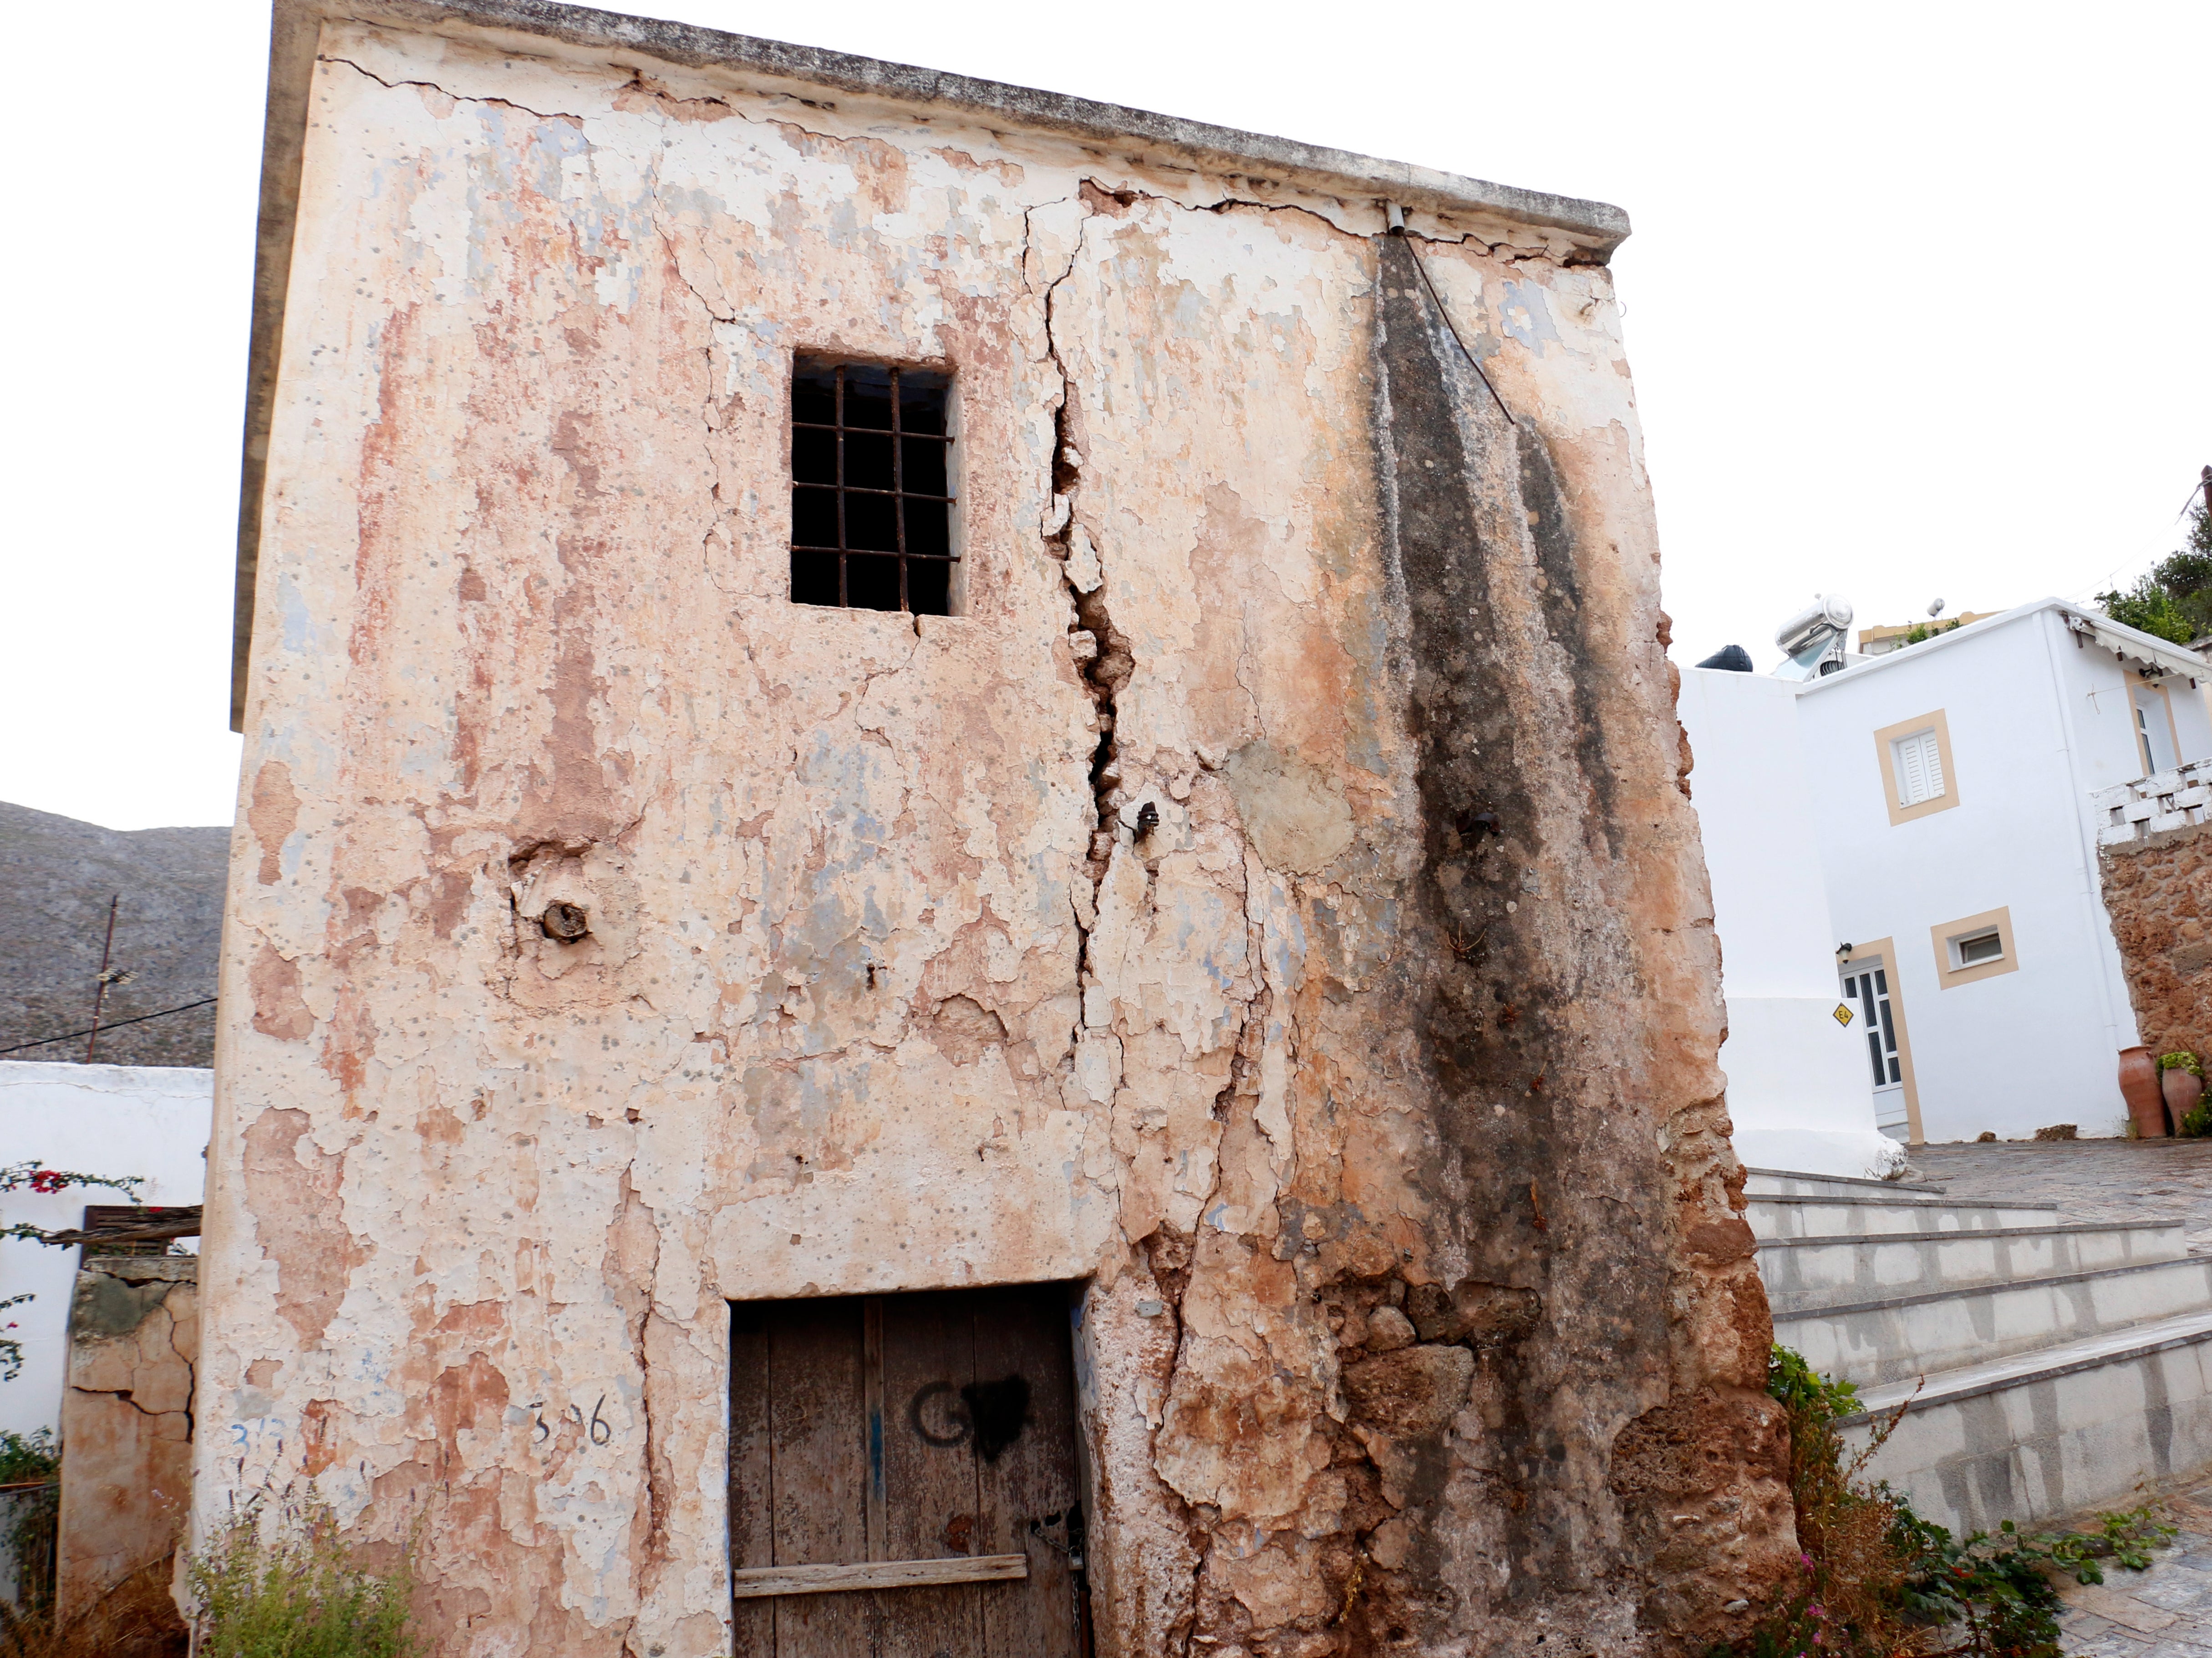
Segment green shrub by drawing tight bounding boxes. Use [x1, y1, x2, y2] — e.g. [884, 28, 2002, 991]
[0, 1428, 58, 1485]
[2158, 1052, 2202, 1077]
[1897, 619, 1964, 650]
[188, 1500, 417, 1658]
[1716, 1346, 2174, 1657]
[0, 1429, 59, 1618]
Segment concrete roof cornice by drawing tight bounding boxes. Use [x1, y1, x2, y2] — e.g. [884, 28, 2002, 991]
[331, 0, 1631, 246]
[1793, 596, 2209, 694]
[229, 0, 1633, 726]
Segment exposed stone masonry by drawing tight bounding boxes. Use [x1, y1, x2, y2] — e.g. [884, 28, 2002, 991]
[2104, 819, 2212, 1064]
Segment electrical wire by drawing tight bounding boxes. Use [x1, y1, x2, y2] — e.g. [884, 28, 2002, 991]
[1390, 221, 1517, 428]
[0, 998, 218, 1058]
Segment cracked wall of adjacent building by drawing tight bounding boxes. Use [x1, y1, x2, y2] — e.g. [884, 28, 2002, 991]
[202, 15, 1793, 1656]
[58, 1256, 198, 1623]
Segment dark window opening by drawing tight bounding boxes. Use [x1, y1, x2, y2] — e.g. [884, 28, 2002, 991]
[791, 360, 955, 614]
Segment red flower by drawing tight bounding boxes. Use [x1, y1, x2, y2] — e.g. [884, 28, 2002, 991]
[27, 1171, 65, 1194]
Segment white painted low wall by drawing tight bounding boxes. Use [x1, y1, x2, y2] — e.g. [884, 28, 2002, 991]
[1678, 667, 1896, 1177]
[0, 1063, 212, 1442]
[1726, 997, 1902, 1179]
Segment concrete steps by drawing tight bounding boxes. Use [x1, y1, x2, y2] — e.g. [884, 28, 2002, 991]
[1759, 1219, 2188, 1313]
[1745, 1167, 1950, 1200]
[1841, 1310, 2212, 1536]
[1751, 1166, 2212, 1534]
[1749, 1195, 2058, 1238]
[1775, 1257, 2212, 1387]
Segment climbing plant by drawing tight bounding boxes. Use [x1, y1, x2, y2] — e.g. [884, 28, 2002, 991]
[0, 1163, 147, 1382]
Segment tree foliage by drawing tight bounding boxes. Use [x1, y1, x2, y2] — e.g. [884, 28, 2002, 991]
[2098, 502, 2212, 644]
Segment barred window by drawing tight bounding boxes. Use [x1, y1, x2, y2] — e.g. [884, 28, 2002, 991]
[790, 361, 956, 614]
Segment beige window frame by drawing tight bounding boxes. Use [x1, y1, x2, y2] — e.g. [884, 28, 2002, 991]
[1839, 938, 1922, 1144]
[1930, 905, 2018, 990]
[1873, 709, 1959, 826]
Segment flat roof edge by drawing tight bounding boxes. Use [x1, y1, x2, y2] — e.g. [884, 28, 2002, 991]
[231, 0, 1630, 729]
[353, 0, 1631, 246]
[1795, 596, 2211, 696]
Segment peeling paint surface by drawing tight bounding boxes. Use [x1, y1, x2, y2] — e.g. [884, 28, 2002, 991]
[200, 16, 1792, 1655]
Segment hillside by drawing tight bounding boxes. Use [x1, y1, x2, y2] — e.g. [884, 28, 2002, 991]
[0, 802, 229, 1068]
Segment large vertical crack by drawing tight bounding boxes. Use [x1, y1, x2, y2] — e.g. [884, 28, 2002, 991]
[610, 1165, 667, 1658]
[1041, 215, 1131, 880]
[1037, 207, 1137, 1026]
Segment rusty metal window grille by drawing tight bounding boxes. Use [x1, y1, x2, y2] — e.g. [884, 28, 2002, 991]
[791, 360, 956, 614]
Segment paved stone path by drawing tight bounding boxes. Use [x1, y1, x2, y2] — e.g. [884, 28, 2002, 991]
[1915, 1138, 2212, 1255]
[2051, 1471, 2212, 1655]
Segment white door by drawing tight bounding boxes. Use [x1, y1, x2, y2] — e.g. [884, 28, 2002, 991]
[1841, 957, 1909, 1140]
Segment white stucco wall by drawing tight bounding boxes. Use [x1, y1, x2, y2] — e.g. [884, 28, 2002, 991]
[0, 1063, 211, 1440]
[1796, 602, 2196, 1142]
[1678, 667, 1891, 1176]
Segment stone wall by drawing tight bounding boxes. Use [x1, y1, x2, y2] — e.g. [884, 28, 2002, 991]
[2103, 820, 2212, 1060]
[56, 1256, 196, 1625]
[197, 6, 1795, 1653]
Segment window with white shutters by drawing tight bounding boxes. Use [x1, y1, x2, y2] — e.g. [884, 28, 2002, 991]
[1890, 728, 1944, 808]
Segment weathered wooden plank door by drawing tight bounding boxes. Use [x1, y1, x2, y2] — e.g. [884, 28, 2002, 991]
[730, 1283, 1086, 1658]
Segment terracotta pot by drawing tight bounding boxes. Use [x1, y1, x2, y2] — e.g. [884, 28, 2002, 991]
[2164, 1065, 2205, 1134]
[2121, 1046, 2167, 1137]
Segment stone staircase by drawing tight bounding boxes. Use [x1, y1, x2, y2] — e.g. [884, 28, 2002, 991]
[1749, 1166, 2212, 1535]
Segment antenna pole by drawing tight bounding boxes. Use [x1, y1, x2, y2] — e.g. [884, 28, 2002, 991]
[85, 895, 119, 1064]
[2200, 464, 2211, 519]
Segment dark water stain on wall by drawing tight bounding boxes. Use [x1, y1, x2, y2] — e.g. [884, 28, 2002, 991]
[1366, 229, 1725, 1648]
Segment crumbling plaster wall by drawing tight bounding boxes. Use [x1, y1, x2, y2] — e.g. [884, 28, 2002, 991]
[199, 15, 1792, 1656]
[58, 1256, 197, 1623]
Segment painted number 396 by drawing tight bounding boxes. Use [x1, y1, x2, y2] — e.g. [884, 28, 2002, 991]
[529, 1394, 614, 1447]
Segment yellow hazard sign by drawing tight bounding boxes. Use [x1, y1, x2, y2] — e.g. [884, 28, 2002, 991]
[1833, 1002, 1855, 1027]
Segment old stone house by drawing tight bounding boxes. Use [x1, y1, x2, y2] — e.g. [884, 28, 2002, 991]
[201, 1, 1794, 1652]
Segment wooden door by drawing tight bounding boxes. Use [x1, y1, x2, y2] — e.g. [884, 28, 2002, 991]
[730, 1283, 1087, 1658]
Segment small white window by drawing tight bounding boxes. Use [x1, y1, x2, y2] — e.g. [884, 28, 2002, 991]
[1952, 929, 2003, 968]
[1891, 727, 1945, 807]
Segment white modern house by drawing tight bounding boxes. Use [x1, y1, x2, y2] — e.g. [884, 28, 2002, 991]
[1685, 601, 2212, 1543]
[0, 1062, 210, 1441]
[1688, 595, 2212, 1151]
[1798, 598, 2212, 1143]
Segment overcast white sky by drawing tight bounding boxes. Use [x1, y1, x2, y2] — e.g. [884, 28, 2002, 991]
[6, 1, 2207, 830]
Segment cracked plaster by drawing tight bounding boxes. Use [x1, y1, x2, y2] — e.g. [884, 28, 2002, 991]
[58, 1258, 197, 1622]
[199, 12, 1792, 1655]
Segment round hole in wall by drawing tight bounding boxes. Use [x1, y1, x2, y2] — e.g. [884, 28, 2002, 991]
[541, 901, 591, 942]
